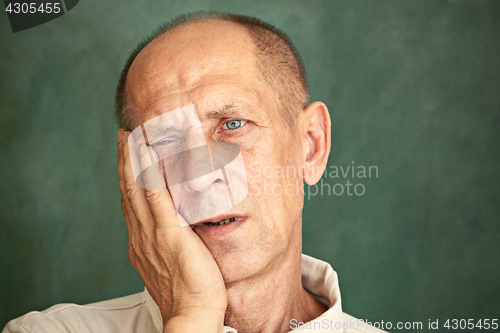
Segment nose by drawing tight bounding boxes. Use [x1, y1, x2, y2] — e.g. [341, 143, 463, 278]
[181, 144, 228, 193]
[184, 167, 227, 193]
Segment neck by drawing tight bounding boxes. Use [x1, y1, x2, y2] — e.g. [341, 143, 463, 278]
[223, 220, 328, 333]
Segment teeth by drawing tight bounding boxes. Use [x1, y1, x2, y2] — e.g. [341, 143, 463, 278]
[209, 218, 236, 226]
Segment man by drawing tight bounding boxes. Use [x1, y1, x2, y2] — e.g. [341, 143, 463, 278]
[3, 12, 386, 333]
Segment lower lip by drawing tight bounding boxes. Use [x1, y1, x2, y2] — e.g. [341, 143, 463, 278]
[192, 217, 247, 239]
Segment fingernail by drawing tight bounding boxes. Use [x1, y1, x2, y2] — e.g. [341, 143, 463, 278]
[117, 129, 122, 143]
[122, 131, 127, 146]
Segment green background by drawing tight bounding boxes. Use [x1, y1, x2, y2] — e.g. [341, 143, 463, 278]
[1, 0, 499, 330]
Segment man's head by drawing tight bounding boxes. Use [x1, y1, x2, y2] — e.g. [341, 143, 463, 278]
[116, 12, 310, 130]
[115, 12, 331, 284]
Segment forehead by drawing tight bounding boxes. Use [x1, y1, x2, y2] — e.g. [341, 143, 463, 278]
[125, 20, 275, 128]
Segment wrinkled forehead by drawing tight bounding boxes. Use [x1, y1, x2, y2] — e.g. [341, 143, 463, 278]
[124, 20, 265, 127]
[130, 82, 274, 136]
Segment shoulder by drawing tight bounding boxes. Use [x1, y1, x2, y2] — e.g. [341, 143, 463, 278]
[2, 292, 158, 333]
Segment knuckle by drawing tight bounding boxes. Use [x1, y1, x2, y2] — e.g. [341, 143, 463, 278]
[139, 230, 150, 245]
[129, 240, 142, 260]
[144, 189, 162, 204]
[125, 185, 138, 201]
[129, 239, 139, 252]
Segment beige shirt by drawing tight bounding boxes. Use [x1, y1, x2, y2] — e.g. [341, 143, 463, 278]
[3, 255, 386, 333]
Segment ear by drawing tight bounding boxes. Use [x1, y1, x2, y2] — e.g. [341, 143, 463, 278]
[300, 101, 331, 185]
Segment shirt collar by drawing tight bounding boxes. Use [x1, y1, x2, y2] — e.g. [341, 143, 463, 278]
[144, 254, 345, 333]
[294, 253, 345, 332]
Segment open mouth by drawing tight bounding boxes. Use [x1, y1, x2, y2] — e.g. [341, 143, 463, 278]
[190, 215, 247, 239]
[191, 216, 245, 227]
[204, 217, 237, 226]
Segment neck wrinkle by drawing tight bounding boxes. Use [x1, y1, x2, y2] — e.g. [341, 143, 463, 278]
[222, 219, 327, 333]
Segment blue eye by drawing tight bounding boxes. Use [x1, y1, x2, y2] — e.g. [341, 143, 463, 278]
[224, 120, 247, 130]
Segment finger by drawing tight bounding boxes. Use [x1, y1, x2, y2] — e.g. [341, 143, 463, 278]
[119, 182, 156, 270]
[139, 144, 184, 228]
[117, 128, 124, 193]
[120, 173, 152, 270]
[118, 129, 141, 238]
[138, 143, 166, 190]
[122, 198, 137, 264]
[118, 129, 132, 236]
[121, 130, 155, 236]
[122, 195, 142, 247]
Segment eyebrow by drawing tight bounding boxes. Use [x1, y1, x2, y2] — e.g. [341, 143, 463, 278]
[135, 103, 247, 144]
[205, 104, 245, 119]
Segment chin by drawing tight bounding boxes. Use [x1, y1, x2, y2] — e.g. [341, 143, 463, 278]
[211, 241, 284, 285]
[218, 257, 260, 284]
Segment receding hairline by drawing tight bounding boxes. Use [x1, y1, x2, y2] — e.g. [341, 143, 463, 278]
[125, 19, 260, 101]
[115, 12, 310, 130]
[144, 18, 251, 49]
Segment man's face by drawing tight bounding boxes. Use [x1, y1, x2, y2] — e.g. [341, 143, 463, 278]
[125, 20, 305, 283]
